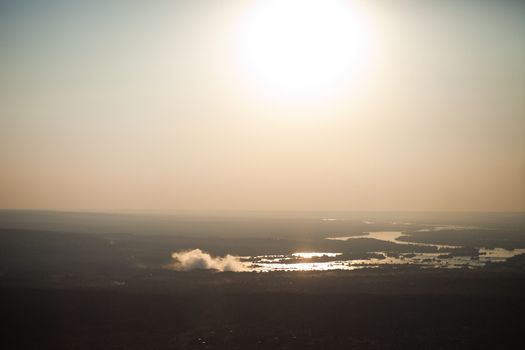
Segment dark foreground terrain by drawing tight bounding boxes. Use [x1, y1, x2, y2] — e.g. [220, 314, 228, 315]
[2, 212, 525, 349]
[3, 269, 525, 350]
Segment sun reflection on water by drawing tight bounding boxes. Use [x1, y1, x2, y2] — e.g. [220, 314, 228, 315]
[245, 247, 525, 272]
[292, 252, 341, 259]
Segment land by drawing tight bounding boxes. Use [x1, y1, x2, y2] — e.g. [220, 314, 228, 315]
[3, 269, 525, 349]
[1, 211, 525, 349]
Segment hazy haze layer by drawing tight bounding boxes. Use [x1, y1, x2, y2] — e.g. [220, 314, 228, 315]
[1, 0, 524, 211]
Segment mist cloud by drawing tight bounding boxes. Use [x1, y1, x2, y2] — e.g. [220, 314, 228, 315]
[171, 249, 247, 272]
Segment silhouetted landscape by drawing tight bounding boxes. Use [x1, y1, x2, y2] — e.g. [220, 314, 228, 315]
[2, 210, 525, 349]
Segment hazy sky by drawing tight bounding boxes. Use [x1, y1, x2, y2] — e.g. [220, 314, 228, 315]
[1, 0, 524, 212]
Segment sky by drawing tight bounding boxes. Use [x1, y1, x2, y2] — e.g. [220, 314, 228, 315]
[1, 0, 524, 212]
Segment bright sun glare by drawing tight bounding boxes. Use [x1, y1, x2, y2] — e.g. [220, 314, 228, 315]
[237, 0, 371, 98]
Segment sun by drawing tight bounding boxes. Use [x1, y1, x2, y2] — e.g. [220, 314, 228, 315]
[236, 0, 372, 99]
